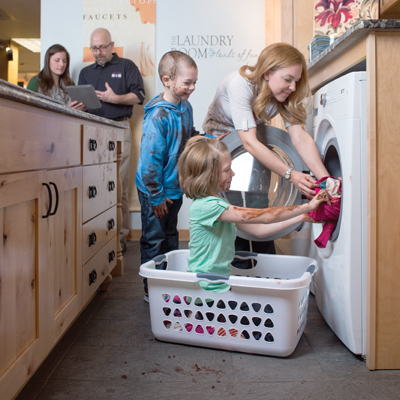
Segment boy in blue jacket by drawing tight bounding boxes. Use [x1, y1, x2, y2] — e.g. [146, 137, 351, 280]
[136, 51, 198, 301]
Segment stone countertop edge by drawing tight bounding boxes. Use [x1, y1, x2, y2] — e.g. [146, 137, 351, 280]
[307, 19, 400, 73]
[0, 79, 127, 129]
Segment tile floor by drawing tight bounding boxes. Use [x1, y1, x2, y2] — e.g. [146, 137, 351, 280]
[17, 241, 400, 400]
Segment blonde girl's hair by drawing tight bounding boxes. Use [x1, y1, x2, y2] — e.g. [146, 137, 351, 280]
[239, 42, 311, 126]
[179, 136, 229, 199]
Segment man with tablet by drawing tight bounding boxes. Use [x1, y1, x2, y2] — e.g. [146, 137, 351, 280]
[79, 28, 145, 253]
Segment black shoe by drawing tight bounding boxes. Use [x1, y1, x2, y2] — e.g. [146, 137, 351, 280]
[120, 242, 127, 254]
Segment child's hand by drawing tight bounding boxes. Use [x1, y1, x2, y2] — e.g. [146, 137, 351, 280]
[301, 213, 324, 223]
[152, 198, 173, 219]
[308, 189, 330, 211]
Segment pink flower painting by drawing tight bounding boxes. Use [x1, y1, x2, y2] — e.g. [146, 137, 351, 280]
[314, 0, 378, 36]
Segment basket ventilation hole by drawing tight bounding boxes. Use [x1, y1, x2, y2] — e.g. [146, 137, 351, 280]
[216, 300, 226, 309]
[194, 297, 203, 307]
[162, 294, 171, 303]
[195, 325, 204, 334]
[185, 323, 193, 332]
[229, 328, 238, 338]
[206, 326, 215, 335]
[241, 330, 250, 340]
[228, 315, 238, 324]
[240, 302, 249, 311]
[205, 298, 214, 307]
[184, 296, 192, 305]
[264, 318, 274, 328]
[184, 310, 192, 318]
[252, 317, 262, 327]
[206, 312, 215, 321]
[217, 314, 226, 323]
[163, 307, 171, 316]
[195, 311, 204, 320]
[173, 309, 182, 318]
[174, 322, 182, 331]
[264, 332, 274, 342]
[240, 316, 250, 326]
[264, 304, 274, 314]
[163, 320, 171, 329]
[253, 331, 262, 341]
[252, 303, 261, 312]
[228, 300, 237, 310]
[173, 295, 181, 304]
[217, 327, 226, 337]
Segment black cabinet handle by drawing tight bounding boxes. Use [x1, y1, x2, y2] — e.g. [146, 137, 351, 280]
[109, 140, 115, 151]
[109, 250, 116, 262]
[108, 218, 115, 231]
[42, 183, 52, 219]
[88, 186, 97, 198]
[89, 139, 97, 151]
[49, 182, 59, 216]
[89, 269, 97, 285]
[108, 181, 115, 191]
[88, 231, 97, 247]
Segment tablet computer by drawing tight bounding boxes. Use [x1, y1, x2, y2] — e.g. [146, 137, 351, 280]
[66, 85, 102, 109]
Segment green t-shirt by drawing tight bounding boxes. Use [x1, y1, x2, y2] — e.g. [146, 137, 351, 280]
[187, 196, 236, 292]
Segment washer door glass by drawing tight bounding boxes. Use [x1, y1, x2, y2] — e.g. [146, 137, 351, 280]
[221, 125, 308, 241]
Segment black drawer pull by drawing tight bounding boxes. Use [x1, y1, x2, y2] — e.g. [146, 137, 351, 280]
[88, 186, 97, 198]
[89, 139, 97, 151]
[108, 218, 115, 231]
[88, 231, 97, 247]
[108, 181, 115, 191]
[109, 140, 115, 151]
[109, 250, 116, 262]
[89, 269, 97, 285]
[42, 183, 52, 219]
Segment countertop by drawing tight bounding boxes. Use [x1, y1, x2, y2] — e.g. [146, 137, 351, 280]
[0, 79, 126, 129]
[307, 19, 400, 73]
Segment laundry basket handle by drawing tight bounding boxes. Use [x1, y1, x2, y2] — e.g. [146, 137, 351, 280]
[152, 254, 167, 266]
[234, 251, 258, 259]
[196, 273, 230, 282]
[306, 264, 316, 275]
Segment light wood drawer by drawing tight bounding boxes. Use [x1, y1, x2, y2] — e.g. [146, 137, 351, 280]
[82, 206, 117, 265]
[0, 99, 81, 174]
[82, 125, 117, 165]
[82, 163, 117, 222]
[82, 238, 117, 306]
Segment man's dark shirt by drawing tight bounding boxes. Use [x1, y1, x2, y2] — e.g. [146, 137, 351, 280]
[78, 53, 145, 120]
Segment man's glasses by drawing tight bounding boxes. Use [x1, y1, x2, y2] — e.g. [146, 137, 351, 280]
[90, 42, 112, 52]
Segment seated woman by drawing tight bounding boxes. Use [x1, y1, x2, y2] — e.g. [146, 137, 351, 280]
[27, 44, 85, 110]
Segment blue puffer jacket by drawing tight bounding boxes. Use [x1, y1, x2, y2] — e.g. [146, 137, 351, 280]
[135, 93, 196, 206]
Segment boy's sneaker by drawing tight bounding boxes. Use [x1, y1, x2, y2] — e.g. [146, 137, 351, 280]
[144, 293, 149, 303]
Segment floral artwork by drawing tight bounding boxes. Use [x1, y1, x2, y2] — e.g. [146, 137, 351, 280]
[314, 0, 379, 36]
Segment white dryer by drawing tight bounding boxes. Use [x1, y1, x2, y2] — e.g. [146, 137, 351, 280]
[309, 71, 367, 355]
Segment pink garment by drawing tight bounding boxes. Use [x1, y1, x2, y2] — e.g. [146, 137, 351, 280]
[310, 176, 341, 248]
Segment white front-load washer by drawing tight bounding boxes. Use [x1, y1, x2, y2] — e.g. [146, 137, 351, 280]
[309, 71, 367, 356]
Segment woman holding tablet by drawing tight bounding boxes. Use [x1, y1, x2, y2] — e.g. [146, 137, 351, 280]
[27, 44, 85, 110]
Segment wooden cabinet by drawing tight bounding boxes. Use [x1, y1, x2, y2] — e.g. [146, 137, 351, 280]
[380, 0, 400, 18]
[0, 94, 124, 399]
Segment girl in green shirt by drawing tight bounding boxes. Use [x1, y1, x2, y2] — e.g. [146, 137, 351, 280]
[178, 136, 328, 292]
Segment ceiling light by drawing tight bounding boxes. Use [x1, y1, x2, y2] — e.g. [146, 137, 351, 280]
[12, 38, 41, 53]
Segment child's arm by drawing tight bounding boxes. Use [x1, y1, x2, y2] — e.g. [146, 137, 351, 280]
[218, 189, 329, 225]
[237, 213, 318, 238]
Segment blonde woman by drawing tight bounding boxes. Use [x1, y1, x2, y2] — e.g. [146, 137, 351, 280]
[203, 42, 329, 198]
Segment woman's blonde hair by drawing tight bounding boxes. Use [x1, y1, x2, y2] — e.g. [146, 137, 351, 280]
[179, 136, 229, 199]
[239, 42, 311, 126]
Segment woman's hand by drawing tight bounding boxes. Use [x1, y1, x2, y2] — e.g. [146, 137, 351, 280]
[300, 212, 324, 223]
[308, 189, 330, 212]
[290, 170, 319, 198]
[69, 101, 86, 111]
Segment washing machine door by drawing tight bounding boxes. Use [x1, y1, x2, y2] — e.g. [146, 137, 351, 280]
[221, 124, 308, 241]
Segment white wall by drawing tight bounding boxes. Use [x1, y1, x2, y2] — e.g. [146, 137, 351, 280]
[41, 0, 84, 84]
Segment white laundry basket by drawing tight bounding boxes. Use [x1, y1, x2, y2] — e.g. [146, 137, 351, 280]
[139, 250, 317, 357]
